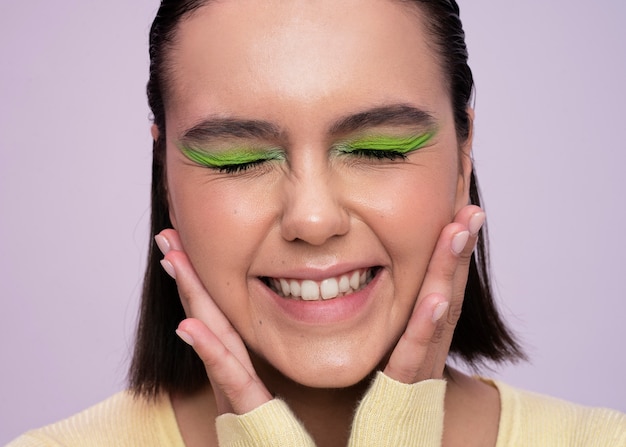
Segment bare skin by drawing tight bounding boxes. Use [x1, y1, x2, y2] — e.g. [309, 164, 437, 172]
[153, 0, 502, 445]
[159, 206, 500, 446]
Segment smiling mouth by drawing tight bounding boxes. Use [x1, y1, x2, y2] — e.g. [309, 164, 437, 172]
[262, 267, 378, 301]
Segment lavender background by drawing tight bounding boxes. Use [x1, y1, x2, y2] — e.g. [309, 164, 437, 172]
[1, 0, 625, 443]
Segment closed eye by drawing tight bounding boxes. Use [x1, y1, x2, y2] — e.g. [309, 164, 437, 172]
[215, 159, 269, 173]
[179, 145, 285, 175]
[334, 132, 434, 161]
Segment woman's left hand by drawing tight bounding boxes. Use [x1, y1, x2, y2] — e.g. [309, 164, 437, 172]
[383, 204, 485, 383]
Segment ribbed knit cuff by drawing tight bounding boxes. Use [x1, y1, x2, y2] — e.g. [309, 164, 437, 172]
[348, 372, 446, 447]
[215, 399, 316, 447]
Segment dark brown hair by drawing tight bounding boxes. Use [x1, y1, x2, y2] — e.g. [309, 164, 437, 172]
[130, 0, 525, 397]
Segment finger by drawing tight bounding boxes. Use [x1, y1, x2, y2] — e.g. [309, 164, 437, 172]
[429, 206, 484, 371]
[419, 206, 483, 321]
[156, 231, 257, 377]
[383, 226, 460, 382]
[384, 293, 449, 383]
[448, 207, 485, 315]
[162, 248, 219, 320]
[390, 205, 483, 381]
[163, 249, 257, 372]
[156, 229, 232, 341]
[177, 318, 272, 415]
[154, 228, 184, 256]
[156, 231, 272, 414]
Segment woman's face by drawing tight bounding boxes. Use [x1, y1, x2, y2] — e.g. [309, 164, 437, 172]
[165, 0, 471, 388]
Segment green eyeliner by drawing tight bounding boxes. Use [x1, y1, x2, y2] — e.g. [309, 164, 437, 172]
[180, 145, 285, 168]
[337, 132, 435, 154]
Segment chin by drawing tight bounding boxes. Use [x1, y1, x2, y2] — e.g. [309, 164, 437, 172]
[252, 347, 386, 390]
[293, 369, 377, 389]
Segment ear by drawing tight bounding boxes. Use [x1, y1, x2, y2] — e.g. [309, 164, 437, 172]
[151, 124, 178, 229]
[455, 107, 474, 213]
[151, 123, 160, 142]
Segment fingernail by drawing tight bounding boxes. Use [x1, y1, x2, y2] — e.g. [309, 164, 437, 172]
[469, 212, 486, 236]
[160, 259, 176, 279]
[154, 234, 171, 255]
[451, 230, 470, 255]
[432, 302, 449, 323]
[175, 329, 194, 346]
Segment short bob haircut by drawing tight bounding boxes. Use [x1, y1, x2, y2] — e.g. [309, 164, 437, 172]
[130, 0, 525, 397]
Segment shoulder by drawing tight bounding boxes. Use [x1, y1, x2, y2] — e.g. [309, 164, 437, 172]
[491, 380, 626, 446]
[7, 391, 185, 447]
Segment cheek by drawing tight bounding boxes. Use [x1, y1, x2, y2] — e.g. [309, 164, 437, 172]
[368, 168, 457, 242]
[362, 165, 459, 296]
[167, 166, 272, 302]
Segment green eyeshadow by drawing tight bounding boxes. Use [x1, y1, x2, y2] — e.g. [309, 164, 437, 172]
[180, 145, 285, 168]
[336, 132, 435, 154]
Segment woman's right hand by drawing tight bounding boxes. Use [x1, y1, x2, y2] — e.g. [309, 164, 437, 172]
[155, 229, 273, 416]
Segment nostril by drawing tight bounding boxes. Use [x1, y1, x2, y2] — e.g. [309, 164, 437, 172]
[279, 171, 350, 245]
[280, 205, 350, 246]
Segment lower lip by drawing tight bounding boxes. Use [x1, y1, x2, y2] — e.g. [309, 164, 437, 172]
[263, 270, 382, 325]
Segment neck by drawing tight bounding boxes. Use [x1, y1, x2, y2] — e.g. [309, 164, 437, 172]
[252, 356, 374, 447]
[172, 363, 501, 447]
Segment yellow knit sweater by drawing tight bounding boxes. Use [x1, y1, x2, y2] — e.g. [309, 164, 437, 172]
[8, 373, 626, 446]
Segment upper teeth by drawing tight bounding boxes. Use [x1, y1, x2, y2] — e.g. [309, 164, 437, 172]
[268, 269, 373, 301]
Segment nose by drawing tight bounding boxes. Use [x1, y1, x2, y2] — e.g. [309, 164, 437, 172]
[280, 167, 350, 245]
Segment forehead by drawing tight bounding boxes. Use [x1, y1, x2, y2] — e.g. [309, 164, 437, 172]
[166, 0, 448, 131]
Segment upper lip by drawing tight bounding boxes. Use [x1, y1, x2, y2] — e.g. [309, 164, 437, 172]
[253, 261, 382, 282]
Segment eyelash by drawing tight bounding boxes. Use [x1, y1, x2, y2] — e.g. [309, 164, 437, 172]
[216, 159, 268, 173]
[214, 148, 407, 173]
[183, 139, 416, 176]
[212, 149, 408, 173]
[180, 146, 283, 175]
[346, 149, 408, 161]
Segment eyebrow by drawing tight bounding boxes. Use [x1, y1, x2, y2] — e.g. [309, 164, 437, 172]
[329, 104, 436, 135]
[179, 118, 283, 147]
[178, 104, 436, 146]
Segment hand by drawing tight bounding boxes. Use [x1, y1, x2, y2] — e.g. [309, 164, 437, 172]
[155, 204, 484, 413]
[155, 229, 273, 415]
[383, 204, 485, 383]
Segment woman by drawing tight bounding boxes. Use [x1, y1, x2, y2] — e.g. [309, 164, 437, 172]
[9, 0, 625, 446]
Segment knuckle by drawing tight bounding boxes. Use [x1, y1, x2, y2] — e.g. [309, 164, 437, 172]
[428, 261, 456, 283]
[446, 302, 463, 325]
[225, 376, 258, 409]
[386, 364, 422, 384]
[402, 331, 432, 349]
[430, 324, 446, 344]
[176, 281, 194, 302]
[459, 238, 477, 261]
[202, 344, 230, 370]
[218, 325, 242, 347]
